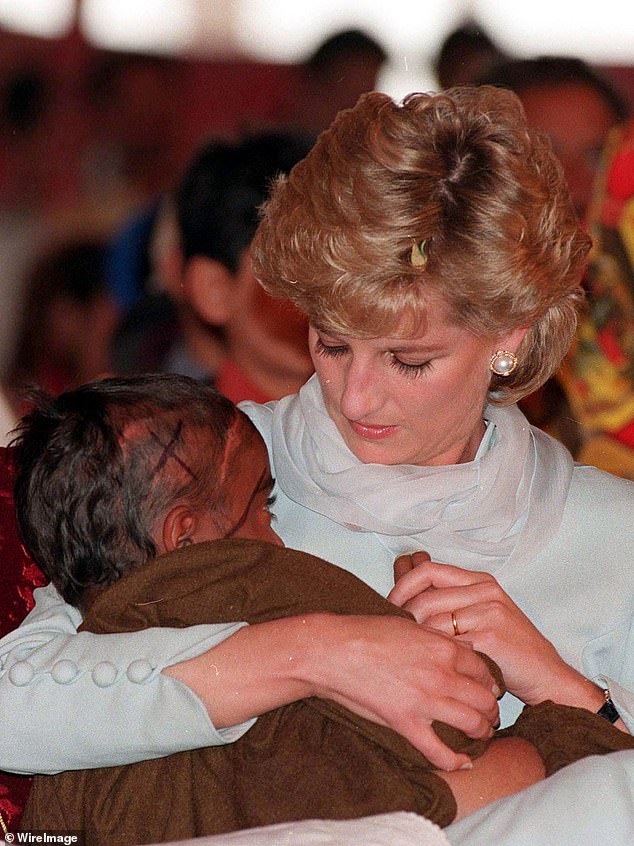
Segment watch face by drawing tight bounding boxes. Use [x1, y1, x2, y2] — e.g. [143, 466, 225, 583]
[598, 693, 620, 723]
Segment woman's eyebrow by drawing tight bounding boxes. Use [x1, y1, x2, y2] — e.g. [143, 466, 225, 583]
[389, 341, 444, 354]
[314, 322, 446, 352]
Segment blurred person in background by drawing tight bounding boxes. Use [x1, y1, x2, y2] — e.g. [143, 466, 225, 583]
[433, 21, 510, 90]
[478, 56, 629, 221]
[112, 130, 315, 403]
[479, 56, 630, 455]
[283, 29, 387, 137]
[82, 51, 186, 219]
[557, 120, 634, 477]
[0, 66, 54, 378]
[5, 239, 117, 402]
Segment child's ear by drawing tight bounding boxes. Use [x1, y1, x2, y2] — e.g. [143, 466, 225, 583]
[184, 257, 238, 326]
[162, 504, 197, 553]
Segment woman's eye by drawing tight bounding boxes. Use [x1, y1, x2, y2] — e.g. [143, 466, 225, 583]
[389, 356, 432, 378]
[315, 338, 348, 358]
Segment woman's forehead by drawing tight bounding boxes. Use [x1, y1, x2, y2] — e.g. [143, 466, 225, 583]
[312, 295, 459, 342]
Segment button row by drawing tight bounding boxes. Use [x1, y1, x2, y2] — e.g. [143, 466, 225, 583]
[7, 659, 155, 686]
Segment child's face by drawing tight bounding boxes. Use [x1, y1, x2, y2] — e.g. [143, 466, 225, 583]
[195, 413, 282, 547]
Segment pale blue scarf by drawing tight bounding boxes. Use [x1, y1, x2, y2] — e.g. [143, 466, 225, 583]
[265, 374, 574, 572]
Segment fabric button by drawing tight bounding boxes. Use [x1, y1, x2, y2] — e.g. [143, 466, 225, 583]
[92, 661, 118, 687]
[51, 660, 79, 684]
[126, 659, 154, 684]
[8, 661, 35, 686]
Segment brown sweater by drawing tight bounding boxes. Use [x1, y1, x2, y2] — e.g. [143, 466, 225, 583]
[22, 539, 498, 844]
[23, 539, 634, 845]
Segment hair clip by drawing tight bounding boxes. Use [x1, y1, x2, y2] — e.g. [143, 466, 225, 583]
[410, 239, 428, 268]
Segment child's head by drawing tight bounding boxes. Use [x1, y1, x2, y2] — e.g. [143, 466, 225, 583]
[12, 373, 280, 609]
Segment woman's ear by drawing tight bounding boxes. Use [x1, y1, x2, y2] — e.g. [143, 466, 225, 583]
[495, 326, 529, 356]
[184, 257, 238, 326]
[162, 504, 197, 553]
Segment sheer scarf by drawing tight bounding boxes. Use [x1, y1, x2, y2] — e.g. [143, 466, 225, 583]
[269, 375, 574, 572]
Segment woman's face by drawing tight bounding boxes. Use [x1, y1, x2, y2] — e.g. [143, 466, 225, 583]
[310, 299, 524, 467]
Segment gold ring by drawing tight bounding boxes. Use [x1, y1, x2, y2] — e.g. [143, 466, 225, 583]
[451, 610, 460, 637]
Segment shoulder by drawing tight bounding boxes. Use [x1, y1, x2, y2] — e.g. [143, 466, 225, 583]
[570, 462, 634, 496]
[239, 400, 279, 467]
[567, 462, 634, 520]
[239, 399, 277, 436]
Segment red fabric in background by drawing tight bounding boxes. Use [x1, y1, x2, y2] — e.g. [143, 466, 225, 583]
[0, 447, 46, 833]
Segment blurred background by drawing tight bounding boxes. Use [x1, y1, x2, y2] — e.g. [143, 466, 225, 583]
[1, 0, 632, 234]
[1, 0, 634, 457]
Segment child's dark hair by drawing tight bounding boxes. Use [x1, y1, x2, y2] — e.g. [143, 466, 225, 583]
[12, 374, 240, 608]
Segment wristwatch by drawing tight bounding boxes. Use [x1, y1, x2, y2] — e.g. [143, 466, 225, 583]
[597, 689, 620, 723]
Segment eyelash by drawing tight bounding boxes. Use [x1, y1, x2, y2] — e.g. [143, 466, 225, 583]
[389, 358, 432, 378]
[315, 338, 432, 378]
[315, 338, 347, 358]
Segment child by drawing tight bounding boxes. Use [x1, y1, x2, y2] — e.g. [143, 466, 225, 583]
[13, 374, 634, 845]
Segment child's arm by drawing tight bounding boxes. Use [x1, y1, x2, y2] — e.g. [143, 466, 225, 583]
[440, 737, 545, 821]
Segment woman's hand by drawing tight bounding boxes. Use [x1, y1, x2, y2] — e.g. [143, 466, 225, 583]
[388, 552, 591, 707]
[305, 613, 500, 771]
[166, 611, 500, 772]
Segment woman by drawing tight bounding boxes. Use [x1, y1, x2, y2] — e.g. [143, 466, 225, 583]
[244, 86, 620, 732]
[1, 87, 634, 844]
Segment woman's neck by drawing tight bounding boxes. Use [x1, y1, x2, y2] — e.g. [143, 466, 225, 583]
[457, 418, 487, 464]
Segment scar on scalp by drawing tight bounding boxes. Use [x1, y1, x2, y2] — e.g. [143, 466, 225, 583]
[217, 414, 243, 486]
[149, 419, 198, 480]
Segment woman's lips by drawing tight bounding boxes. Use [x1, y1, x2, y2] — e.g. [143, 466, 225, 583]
[348, 420, 398, 440]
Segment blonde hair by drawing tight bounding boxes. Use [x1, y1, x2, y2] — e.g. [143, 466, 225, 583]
[252, 87, 590, 403]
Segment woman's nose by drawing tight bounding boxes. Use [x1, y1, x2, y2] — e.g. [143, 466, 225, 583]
[339, 359, 380, 420]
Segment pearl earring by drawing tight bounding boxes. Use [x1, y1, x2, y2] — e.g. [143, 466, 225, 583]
[489, 350, 518, 377]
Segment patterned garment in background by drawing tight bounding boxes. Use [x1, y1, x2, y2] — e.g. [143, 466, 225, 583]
[559, 121, 634, 477]
[0, 448, 46, 833]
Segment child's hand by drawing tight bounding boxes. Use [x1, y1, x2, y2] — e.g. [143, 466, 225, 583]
[392, 549, 432, 594]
